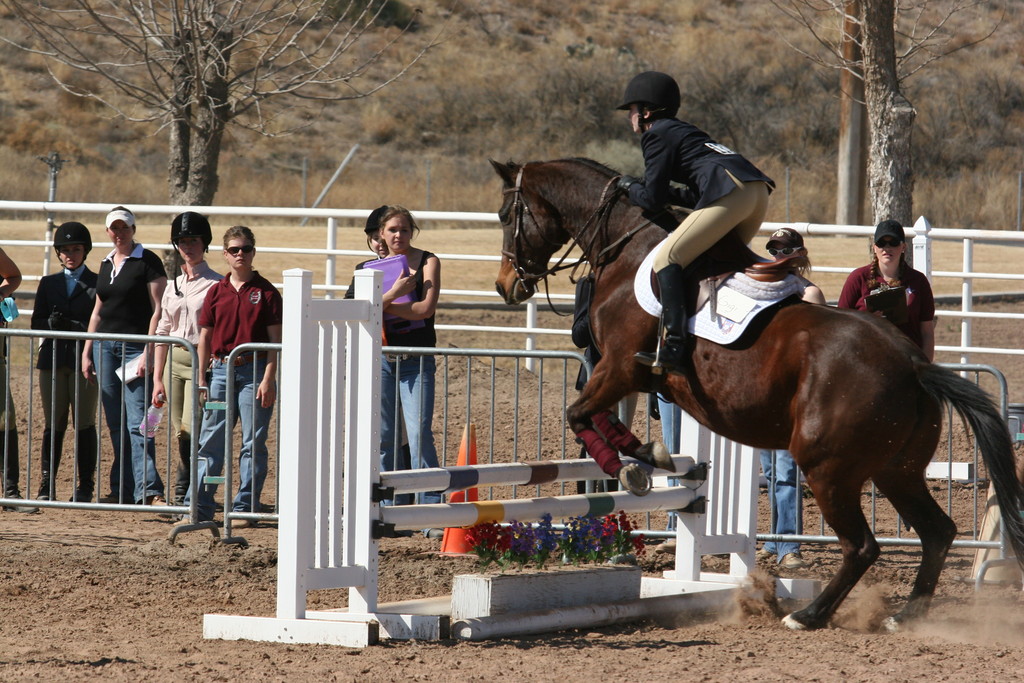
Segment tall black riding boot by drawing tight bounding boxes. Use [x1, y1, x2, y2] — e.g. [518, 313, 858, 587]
[3, 428, 21, 497]
[635, 264, 690, 375]
[174, 434, 192, 505]
[74, 427, 98, 502]
[37, 429, 65, 500]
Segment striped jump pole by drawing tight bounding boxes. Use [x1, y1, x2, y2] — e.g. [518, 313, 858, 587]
[379, 455, 699, 495]
[377, 486, 697, 533]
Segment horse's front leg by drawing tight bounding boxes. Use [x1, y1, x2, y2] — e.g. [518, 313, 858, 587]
[567, 364, 655, 496]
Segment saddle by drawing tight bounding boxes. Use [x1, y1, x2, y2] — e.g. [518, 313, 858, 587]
[651, 231, 809, 313]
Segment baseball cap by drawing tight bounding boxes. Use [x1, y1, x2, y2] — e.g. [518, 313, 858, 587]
[765, 227, 804, 250]
[873, 219, 906, 245]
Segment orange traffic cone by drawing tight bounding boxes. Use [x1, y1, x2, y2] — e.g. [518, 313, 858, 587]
[441, 424, 478, 555]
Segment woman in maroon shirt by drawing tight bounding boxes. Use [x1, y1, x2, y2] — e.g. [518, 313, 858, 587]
[838, 220, 936, 360]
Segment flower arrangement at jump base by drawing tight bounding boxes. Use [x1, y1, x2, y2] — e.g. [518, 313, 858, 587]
[463, 511, 646, 570]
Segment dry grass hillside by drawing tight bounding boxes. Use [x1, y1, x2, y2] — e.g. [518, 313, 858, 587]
[0, 1, 1021, 229]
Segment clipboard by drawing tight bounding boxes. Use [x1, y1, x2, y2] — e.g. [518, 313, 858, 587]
[865, 286, 908, 325]
[362, 254, 425, 333]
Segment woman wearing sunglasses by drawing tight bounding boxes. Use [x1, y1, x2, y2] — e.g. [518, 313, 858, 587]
[756, 227, 823, 571]
[838, 219, 935, 361]
[183, 226, 282, 526]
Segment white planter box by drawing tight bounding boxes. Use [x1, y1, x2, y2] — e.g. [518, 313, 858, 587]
[451, 565, 642, 620]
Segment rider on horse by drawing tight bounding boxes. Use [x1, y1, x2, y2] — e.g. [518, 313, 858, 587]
[616, 71, 775, 374]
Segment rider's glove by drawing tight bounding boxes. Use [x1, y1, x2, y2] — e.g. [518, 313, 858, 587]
[617, 175, 639, 193]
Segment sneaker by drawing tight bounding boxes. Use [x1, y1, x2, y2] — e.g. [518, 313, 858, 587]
[146, 495, 174, 518]
[424, 528, 445, 540]
[655, 540, 677, 555]
[98, 493, 121, 504]
[231, 519, 257, 529]
[779, 552, 810, 569]
[2, 493, 40, 514]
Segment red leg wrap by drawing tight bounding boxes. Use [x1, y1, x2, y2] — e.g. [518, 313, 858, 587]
[591, 411, 642, 456]
[576, 427, 623, 478]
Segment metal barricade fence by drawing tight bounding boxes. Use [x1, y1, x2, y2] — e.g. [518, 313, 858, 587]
[760, 363, 1012, 559]
[0, 325, 284, 532]
[0, 327, 199, 516]
[2, 323, 1014, 565]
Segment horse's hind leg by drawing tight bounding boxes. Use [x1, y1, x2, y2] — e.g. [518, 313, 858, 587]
[872, 469, 956, 631]
[783, 482, 879, 630]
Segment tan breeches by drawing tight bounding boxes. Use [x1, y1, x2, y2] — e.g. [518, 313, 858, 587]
[653, 177, 771, 272]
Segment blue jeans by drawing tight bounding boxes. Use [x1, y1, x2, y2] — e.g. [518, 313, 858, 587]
[187, 358, 273, 522]
[94, 340, 163, 503]
[659, 396, 682, 532]
[758, 449, 802, 558]
[381, 355, 441, 506]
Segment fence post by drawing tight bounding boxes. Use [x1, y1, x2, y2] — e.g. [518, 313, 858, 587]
[326, 217, 337, 299]
[525, 301, 538, 373]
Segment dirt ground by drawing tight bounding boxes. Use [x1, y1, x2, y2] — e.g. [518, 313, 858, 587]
[2, 503, 1024, 682]
[2, 232, 1024, 681]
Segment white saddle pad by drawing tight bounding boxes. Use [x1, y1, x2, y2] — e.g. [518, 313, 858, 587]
[633, 240, 805, 345]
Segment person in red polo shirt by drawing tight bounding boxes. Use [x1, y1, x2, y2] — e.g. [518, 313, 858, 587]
[182, 226, 282, 525]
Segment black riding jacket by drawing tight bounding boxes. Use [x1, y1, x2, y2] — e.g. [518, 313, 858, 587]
[627, 118, 774, 212]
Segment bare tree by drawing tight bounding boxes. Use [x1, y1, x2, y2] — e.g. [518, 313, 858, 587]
[770, 0, 1001, 224]
[1, 1, 439, 205]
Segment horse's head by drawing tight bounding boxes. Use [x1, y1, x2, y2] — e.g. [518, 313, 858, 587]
[489, 159, 571, 305]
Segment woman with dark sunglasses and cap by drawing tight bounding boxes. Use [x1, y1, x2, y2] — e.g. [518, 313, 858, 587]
[151, 212, 223, 505]
[838, 219, 935, 360]
[764, 227, 825, 305]
[757, 227, 825, 571]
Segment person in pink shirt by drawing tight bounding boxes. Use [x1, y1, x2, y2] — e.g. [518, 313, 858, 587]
[151, 212, 223, 505]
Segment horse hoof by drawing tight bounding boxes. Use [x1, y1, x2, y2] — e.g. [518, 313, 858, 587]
[618, 464, 652, 496]
[881, 616, 901, 633]
[635, 442, 676, 472]
[782, 614, 808, 630]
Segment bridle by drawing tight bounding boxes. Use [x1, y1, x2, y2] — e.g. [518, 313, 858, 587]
[500, 164, 656, 310]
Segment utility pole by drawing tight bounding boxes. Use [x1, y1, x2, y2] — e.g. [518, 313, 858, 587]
[836, 1, 867, 226]
[37, 151, 70, 274]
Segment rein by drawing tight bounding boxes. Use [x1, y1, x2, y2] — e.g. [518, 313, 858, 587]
[502, 166, 656, 314]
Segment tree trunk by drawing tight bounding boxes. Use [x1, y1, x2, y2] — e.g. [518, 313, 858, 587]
[860, 0, 915, 226]
[835, 1, 867, 226]
[178, 26, 233, 207]
[168, 118, 191, 205]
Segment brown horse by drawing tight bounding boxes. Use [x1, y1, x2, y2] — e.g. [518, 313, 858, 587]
[490, 157, 1024, 631]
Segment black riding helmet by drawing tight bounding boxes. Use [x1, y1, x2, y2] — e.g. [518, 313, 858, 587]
[617, 71, 681, 118]
[171, 211, 213, 251]
[53, 221, 92, 255]
[364, 205, 388, 237]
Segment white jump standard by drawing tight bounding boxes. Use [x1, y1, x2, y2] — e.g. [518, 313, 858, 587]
[203, 268, 817, 648]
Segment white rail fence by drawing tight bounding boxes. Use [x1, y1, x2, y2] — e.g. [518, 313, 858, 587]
[1, 200, 1022, 363]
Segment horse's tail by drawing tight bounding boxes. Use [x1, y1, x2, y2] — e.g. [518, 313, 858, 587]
[917, 362, 1024, 569]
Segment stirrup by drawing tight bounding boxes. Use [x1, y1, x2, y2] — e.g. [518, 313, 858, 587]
[617, 463, 652, 496]
[634, 338, 688, 376]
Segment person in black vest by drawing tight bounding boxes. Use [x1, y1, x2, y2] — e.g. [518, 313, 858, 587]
[616, 71, 775, 374]
[31, 222, 100, 501]
[81, 207, 168, 506]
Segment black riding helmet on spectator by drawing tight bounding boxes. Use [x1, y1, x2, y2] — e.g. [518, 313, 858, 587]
[170, 211, 213, 251]
[53, 221, 92, 255]
[169, 211, 213, 296]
